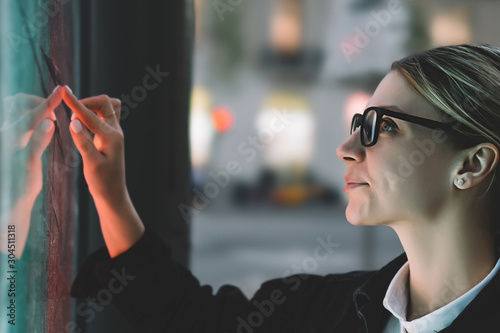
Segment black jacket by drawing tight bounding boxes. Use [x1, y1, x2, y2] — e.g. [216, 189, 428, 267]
[71, 226, 500, 332]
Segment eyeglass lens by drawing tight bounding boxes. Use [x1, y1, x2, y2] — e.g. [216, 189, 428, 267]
[350, 115, 360, 134]
[361, 109, 377, 145]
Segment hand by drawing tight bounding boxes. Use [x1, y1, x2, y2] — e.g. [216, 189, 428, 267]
[0, 87, 62, 257]
[61, 86, 126, 206]
[62, 86, 144, 257]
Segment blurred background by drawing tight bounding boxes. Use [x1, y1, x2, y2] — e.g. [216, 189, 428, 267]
[188, 0, 500, 297]
[2, 1, 500, 332]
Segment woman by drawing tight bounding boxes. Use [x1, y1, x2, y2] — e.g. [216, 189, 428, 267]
[66, 44, 500, 332]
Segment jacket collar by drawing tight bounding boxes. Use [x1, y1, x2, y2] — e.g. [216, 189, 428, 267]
[440, 260, 500, 332]
[353, 252, 500, 333]
[353, 252, 407, 333]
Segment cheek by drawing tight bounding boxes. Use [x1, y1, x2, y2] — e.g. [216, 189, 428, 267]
[344, 142, 454, 225]
[376, 145, 452, 217]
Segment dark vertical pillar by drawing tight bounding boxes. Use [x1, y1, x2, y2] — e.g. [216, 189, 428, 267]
[77, 1, 193, 331]
[81, 0, 193, 271]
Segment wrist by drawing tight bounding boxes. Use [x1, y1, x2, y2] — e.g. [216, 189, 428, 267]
[93, 191, 145, 258]
[91, 187, 130, 211]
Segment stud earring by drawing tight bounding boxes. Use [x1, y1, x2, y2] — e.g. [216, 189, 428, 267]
[457, 179, 464, 186]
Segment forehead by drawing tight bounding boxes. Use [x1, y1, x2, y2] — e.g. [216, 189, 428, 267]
[367, 71, 439, 120]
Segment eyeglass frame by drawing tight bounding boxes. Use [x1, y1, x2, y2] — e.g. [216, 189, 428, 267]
[350, 106, 458, 147]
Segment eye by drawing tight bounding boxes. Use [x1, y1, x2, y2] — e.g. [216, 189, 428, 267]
[380, 118, 398, 133]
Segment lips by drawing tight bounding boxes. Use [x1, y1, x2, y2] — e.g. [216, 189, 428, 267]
[344, 175, 369, 185]
[344, 175, 369, 192]
[343, 183, 369, 191]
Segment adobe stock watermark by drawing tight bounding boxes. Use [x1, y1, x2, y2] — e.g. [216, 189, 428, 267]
[382, 80, 496, 191]
[6, 0, 72, 54]
[232, 234, 340, 333]
[213, 0, 244, 21]
[2, 63, 169, 187]
[178, 108, 296, 223]
[59, 267, 135, 333]
[119, 64, 170, 120]
[382, 128, 450, 190]
[407, 276, 468, 320]
[340, 0, 410, 63]
[56, 63, 169, 176]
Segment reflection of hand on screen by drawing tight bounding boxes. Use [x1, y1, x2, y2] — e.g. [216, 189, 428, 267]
[0, 86, 62, 258]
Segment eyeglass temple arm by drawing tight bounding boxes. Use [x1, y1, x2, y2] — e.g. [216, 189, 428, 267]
[375, 108, 456, 131]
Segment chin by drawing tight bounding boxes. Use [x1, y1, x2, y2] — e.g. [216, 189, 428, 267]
[345, 207, 366, 226]
[346, 217, 371, 226]
[344, 204, 378, 226]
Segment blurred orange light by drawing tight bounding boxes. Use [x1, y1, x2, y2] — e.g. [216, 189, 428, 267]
[212, 106, 234, 133]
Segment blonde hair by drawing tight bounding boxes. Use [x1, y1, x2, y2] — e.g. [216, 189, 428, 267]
[391, 44, 500, 246]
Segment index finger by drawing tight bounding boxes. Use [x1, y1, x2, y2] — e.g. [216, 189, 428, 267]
[20, 86, 62, 130]
[61, 86, 106, 135]
[3, 93, 52, 127]
[110, 98, 122, 120]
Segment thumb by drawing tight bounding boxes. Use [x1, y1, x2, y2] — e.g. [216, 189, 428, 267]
[69, 119, 100, 160]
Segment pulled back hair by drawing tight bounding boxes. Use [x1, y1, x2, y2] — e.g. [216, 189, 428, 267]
[391, 44, 500, 250]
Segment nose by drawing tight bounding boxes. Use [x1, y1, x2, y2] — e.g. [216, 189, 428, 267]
[336, 129, 365, 162]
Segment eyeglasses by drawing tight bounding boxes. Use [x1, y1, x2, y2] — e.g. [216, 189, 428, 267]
[350, 107, 457, 147]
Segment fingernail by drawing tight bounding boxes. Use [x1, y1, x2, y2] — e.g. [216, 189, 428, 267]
[65, 85, 73, 94]
[52, 85, 60, 94]
[50, 111, 57, 121]
[71, 119, 82, 133]
[42, 119, 54, 133]
[71, 112, 76, 121]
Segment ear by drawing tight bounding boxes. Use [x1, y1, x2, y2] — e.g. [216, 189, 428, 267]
[455, 143, 499, 189]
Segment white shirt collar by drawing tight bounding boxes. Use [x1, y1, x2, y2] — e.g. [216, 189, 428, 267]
[382, 257, 500, 333]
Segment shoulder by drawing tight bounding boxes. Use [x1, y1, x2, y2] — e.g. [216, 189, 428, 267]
[235, 270, 378, 331]
[251, 270, 377, 312]
[258, 269, 376, 295]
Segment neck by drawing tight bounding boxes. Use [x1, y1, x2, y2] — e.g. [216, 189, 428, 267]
[391, 211, 496, 321]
